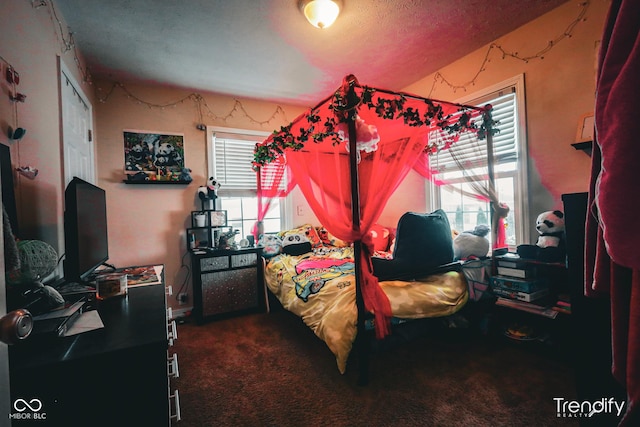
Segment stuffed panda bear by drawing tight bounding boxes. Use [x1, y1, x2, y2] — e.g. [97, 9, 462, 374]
[535, 210, 565, 248]
[281, 233, 312, 256]
[517, 210, 566, 261]
[198, 177, 221, 200]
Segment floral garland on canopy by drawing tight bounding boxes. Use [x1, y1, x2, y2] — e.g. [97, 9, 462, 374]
[253, 77, 496, 169]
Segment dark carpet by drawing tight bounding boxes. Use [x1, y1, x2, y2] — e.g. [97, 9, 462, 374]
[172, 309, 579, 427]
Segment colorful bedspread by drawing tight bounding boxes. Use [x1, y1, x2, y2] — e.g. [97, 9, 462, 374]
[264, 247, 468, 374]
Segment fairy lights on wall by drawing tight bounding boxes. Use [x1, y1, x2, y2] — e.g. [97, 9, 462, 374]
[31, 0, 93, 85]
[96, 82, 291, 128]
[427, 1, 592, 97]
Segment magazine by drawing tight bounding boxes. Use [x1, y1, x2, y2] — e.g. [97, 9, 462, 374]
[117, 265, 164, 287]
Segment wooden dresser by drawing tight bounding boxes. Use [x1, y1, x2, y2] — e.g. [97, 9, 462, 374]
[9, 268, 180, 426]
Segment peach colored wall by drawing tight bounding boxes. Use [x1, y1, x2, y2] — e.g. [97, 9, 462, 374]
[0, 0, 95, 256]
[2, 0, 609, 307]
[93, 80, 305, 309]
[403, 1, 608, 236]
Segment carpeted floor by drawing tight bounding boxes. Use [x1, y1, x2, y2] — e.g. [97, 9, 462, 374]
[172, 309, 579, 427]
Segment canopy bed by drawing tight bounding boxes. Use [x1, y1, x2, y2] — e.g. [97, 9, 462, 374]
[253, 75, 501, 383]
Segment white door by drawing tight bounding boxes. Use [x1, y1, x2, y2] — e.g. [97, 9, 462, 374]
[60, 61, 94, 186]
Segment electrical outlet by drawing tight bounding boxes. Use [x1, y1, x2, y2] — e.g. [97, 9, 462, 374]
[178, 293, 188, 305]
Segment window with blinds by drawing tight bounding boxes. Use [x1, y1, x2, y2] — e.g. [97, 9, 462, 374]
[432, 88, 518, 177]
[211, 130, 268, 195]
[430, 77, 528, 247]
[208, 127, 282, 238]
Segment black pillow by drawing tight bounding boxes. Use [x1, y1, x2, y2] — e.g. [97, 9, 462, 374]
[282, 241, 312, 256]
[372, 210, 454, 281]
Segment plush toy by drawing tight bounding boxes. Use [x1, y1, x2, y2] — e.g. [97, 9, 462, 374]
[198, 177, 221, 200]
[535, 210, 565, 248]
[127, 171, 149, 182]
[517, 210, 566, 261]
[453, 224, 490, 260]
[178, 167, 192, 182]
[259, 234, 282, 258]
[281, 232, 312, 256]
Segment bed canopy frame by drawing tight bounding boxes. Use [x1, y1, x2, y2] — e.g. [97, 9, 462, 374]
[253, 75, 499, 383]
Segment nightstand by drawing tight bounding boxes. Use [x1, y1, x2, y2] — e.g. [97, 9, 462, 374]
[190, 247, 266, 323]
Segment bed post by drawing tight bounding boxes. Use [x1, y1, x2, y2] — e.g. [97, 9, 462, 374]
[483, 106, 498, 248]
[346, 100, 369, 386]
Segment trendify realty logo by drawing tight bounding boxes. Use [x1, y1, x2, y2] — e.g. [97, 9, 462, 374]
[8, 398, 47, 420]
[554, 397, 625, 418]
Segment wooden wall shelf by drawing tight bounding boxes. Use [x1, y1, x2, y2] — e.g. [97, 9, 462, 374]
[122, 180, 192, 185]
[571, 141, 593, 157]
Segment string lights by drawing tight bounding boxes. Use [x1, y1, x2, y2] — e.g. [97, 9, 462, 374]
[32, 0, 92, 85]
[30, 0, 590, 127]
[97, 82, 290, 127]
[427, 1, 591, 97]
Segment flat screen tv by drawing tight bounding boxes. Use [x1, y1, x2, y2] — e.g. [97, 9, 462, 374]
[64, 177, 109, 283]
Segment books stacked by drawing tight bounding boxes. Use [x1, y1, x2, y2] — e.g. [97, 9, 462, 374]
[551, 294, 572, 315]
[491, 254, 564, 319]
[491, 255, 550, 303]
[495, 297, 558, 319]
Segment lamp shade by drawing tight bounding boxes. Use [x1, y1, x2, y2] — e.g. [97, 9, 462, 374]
[302, 0, 340, 29]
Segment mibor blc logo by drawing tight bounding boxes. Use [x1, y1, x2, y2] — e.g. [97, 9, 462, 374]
[8, 398, 47, 420]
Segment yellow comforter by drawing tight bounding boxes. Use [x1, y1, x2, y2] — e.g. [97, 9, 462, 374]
[264, 247, 468, 374]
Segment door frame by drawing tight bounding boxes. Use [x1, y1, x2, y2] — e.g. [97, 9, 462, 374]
[59, 58, 95, 187]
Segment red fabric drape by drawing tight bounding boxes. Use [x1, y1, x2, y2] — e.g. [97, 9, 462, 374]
[255, 76, 484, 339]
[586, 0, 640, 425]
[412, 152, 508, 250]
[286, 121, 429, 339]
[253, 158, 296, 241]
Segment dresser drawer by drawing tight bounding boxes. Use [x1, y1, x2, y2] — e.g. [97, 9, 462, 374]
[200, 256, 229, 271]
[231, 252, 257, 268]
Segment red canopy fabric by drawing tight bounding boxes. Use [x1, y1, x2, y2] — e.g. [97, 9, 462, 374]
[254, 75, 487, 338]
[253, 157, 296, 242]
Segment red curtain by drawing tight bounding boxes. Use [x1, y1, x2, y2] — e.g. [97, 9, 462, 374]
[586, 0, 640, 424]
[412, 140, 509, 250]
[255, 76, 485, 338]
[253, 157, 296, 242]
[287, 142, 428, 338]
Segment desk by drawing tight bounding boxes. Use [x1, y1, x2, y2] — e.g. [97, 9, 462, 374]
[9, 276, 178, 426]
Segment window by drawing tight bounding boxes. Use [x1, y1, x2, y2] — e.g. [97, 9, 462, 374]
[429, 75, 529, 248]
[208, 127, 283, 239]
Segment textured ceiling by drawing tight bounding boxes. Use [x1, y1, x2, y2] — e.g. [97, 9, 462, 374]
[55, 0, 569, 106]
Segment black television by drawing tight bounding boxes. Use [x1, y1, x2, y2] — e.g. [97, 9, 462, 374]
[63, 177, 109, 283]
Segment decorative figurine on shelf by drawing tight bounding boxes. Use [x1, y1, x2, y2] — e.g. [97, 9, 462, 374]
[217, 229, 239, 250]
[197, 177, 221, 209]
[179, 167, 193, 183]
[198, 177, 220, 200]
[127, 171, 149, 182]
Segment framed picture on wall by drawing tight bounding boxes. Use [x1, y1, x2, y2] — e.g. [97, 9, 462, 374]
[123, 130, 185, 177]
[575, 113, 595, 143]
[209, 210, 227, 227]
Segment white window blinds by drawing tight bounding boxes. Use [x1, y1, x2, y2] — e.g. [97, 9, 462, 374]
[212, 131, 266, 194]
[432, 88, 518, 174]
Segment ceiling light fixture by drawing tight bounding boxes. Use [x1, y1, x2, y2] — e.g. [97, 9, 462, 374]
[300, 0, 341, 29]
